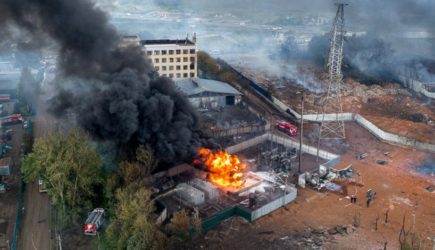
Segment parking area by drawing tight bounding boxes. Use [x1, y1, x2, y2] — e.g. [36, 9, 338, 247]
[0, 123, 25, 249]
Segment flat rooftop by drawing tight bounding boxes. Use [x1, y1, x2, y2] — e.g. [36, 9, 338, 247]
[141, 39, 195, 46]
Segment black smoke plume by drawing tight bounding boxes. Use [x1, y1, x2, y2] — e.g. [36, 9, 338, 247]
[0, 0, 214, 163]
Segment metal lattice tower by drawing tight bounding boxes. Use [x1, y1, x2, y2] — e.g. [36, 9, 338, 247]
[318, 3, 347, 143]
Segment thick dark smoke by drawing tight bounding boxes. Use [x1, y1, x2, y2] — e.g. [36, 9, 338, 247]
[0, 0, 213, 163]
[270, 0, 435, 84]
[301, 33, 397, 82]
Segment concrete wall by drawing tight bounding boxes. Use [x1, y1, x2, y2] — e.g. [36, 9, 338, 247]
[225, 133, 339, 161]
[226, 133, 269, 154]
[398, 76, 435, 99]
[249, 187, 297, 221]
[354, 114, 435, 153]
[269, 92, 435, 153]
[212, 124, 269, 138]
[268, 134, 339, 160]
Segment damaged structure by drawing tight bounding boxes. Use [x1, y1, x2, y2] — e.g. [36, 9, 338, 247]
[151, 132, 344, 231]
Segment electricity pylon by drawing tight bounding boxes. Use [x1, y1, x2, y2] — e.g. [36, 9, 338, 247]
[318, 3, 347, 146]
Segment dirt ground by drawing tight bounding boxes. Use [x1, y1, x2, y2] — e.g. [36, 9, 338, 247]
[237, 64, 435, 144]
[0, 122, 24, 249]
[18, 92, 60, 250]
[195, 122, 435, 250]
[358, 95, 435, 144]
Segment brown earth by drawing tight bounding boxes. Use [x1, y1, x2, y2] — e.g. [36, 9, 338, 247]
[195, 123, 435, 250]
[236, 64, 435, 144]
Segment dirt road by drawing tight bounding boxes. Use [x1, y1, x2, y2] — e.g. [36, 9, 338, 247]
[19, 97, 57, 250]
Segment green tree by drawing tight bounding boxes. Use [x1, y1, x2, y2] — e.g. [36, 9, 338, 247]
[168, 209, 202, 240]
[105, 187, 166, 250]
[22, 128, 103, 220]
[136, 144, 159, 176]
[198, 51, 220, 76]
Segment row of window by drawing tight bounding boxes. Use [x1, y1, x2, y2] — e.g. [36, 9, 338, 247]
[155, 64, 195, 71]
[162, 72, 196, 78]
[146, 49, 195, 56]
[154, 57, 195, 64]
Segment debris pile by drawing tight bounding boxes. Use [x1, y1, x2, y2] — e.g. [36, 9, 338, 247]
[272, 225, 356, 249]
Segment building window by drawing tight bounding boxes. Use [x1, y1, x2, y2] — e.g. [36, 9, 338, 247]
[169, 66, 174, 71]
[190, 73, 195, 77]
[161, 50, 167, 55]
[183, 65, 188, 70]
[176, 73, 181, 78]
[190, 57, 195, 62]
[155, 66, 160, 71]
[183, 57, 188, 62]
[162, 66, 167, 71]
[176, 58, 181, 62]
[190, 64, 195, 70]
[162, 58, 167, 63]
[169, 58, 174, 63]
[190, 49, 195, 54]
[146, 51, 152, 55]
[183, 73, 188, 78]
[169, 50, 174, 55]
[176, 66, 181, 70]
[162, 74, 167, 77]
[183, 49, 188, 54]
[176, 50, 181, 54]
[154, 50, 160, 55]
[154, 58, 159, 63]
[169, 73, 174, 78]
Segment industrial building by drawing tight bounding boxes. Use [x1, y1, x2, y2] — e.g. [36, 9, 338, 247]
[174, 78, 242, 109]
[142, 37, 198, 79]
[121, 35, 198, 79]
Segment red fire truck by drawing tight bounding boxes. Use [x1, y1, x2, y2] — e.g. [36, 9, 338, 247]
[84, 208, 105, 236]
[0, 94, 11, 102]
[275, 120, 298, 136]
[1, 114, 23, 125]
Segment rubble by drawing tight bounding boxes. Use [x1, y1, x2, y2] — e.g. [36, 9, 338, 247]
[343, 80, 411, 103]
[273, 225, 354, 249]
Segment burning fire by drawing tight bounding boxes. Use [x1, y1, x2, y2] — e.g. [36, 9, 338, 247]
[196, 148, 246, 188]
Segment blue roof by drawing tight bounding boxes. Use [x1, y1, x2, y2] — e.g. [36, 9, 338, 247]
[175, 78, 242, 96]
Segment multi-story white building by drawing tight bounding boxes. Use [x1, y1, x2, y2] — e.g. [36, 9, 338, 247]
[142, 38, 197, 79]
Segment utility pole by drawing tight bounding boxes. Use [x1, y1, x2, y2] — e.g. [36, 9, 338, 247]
[317, 3, 347, 158]
[298, 91, 304, 174]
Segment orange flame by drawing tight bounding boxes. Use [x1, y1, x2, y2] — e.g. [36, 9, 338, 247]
[196, 148, 246, 188]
